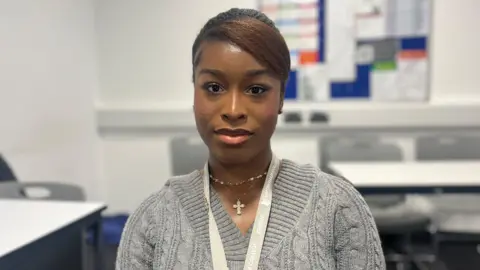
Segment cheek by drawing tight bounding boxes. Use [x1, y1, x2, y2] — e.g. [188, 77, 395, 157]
[193, 90, 212, 126]
[262, 106, 278, 120]
[258, 101, 279, 133]
[262, 93, 281, 118]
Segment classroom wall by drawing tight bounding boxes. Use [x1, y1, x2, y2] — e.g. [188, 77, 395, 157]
[95, 0, 480, 214]
[0, 0, 103, 200]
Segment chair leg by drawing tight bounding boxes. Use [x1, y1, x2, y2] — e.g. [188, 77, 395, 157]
[412, 259, 429, 270]
[395, 262, 406, 270]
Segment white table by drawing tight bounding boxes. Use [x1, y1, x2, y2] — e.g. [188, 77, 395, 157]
[329, 161, 480, 193]
[0, 199, 106, 270]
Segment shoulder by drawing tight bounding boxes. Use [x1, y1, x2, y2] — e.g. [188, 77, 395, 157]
[289, 160, 385, 268]
[297, 165, 385, 269]
[279, 158, 360, 203]
[117, 171, 202, 269]
[280, 159, 375, 228]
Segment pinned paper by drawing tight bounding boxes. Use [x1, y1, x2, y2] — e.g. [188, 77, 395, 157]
[261, 0, 319, 69]
[397, 59, 428, 101]
[391, 0, 431, 36]
[355, 0, 389, 39]
[327, 0, 356, 80]
[371, 61, 399, 101]
[297, 64, 329, 101]
[356, 44, 375, 64]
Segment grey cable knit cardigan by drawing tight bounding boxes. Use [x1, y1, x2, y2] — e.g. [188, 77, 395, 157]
[116, 159, 386, 269]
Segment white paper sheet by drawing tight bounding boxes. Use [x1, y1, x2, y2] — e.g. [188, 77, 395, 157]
[299, 36, 317, 50]
[290, 51, 299, 69]
[392, 0, 431, 37]
[371, 70, 399, 101]
[394, 0, 417, 36]
[285, 36, 301, 51]
[397, 59, 428, 101]
[280, 8, 301, 21]
[297, 64, 330, 101]
[298, 7, 318, 19]
[327, 0, 356, 80]
[299, 23, 319, 35]
[417, 0, 432, 36]
[291, 0, 318, 4]
[356, 44, 375, 64]
[355, 0, 389, 39]
[261, 0, 281, 5]
[280, 24, 302, 36]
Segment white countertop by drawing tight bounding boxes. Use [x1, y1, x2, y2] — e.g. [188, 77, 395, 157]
[0, 199, 106, 258]
[329, 161, 480, 187]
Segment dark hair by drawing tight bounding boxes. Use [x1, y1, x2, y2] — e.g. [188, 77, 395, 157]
[192, 8, 291, 93]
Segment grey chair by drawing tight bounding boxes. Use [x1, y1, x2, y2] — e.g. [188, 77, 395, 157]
[322, 136, 404, 162]
[320, 135, 406, 206]
[320, 135, 436, 269]
[170, 136, 209, 176]
[0, 154, 16, 182]
[0, 181, 85, 201]
[416, 134, 480, 253]
[416, 134, 480, 160]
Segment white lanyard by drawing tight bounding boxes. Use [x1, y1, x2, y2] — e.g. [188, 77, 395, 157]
[203, 155, 281, 270]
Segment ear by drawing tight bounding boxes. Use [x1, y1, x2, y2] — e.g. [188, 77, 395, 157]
[278, 99, 284, 114]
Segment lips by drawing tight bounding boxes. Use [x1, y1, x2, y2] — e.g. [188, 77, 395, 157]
[214, 128, 253, 146]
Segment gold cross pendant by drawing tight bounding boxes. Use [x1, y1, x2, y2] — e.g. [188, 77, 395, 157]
[233, 199, 245, 215]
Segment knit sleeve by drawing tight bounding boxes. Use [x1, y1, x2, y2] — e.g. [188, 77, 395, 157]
[116, 189, 168, 270]
[332, 178, 386, 270]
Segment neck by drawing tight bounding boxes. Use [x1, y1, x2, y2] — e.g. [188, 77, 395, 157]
[208, 148, 272, 203]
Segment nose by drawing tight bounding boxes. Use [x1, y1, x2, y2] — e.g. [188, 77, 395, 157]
[221, 91, 247, 125]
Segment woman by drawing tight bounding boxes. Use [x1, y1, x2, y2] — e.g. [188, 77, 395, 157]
[117, 8, 385, 270]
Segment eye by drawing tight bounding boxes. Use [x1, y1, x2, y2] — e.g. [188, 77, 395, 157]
[246, 85, 268, 95]
[203, 83, 224, 94]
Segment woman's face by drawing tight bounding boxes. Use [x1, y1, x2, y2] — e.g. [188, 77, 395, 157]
[193, 41, 283, 164]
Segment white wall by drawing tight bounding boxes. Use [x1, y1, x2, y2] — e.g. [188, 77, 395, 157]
[0, 0, 102, 200]
[429, 0, 480, 102]
[94, 0, 480, 214]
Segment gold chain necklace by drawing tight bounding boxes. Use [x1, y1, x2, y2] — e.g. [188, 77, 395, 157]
[209, 171, 267, 215]
[209, 171, 266, 186]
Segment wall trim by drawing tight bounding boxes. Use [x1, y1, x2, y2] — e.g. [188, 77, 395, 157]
[97, 102, 480, 134]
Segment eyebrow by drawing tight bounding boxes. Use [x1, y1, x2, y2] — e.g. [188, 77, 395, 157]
[198, 68, 272, 78]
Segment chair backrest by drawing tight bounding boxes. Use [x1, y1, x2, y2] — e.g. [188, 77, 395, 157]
[416, 134, 480, 160]
[321, 135, 404, 163]
[170, 136, 209, 176]
[320, 135, 406, 207]
[0, 181, 85, 201]
[0, 182, 23, 198]
[0, 155, 16, 182]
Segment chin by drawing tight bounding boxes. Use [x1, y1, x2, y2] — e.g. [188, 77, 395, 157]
[211, 146, 254, 165]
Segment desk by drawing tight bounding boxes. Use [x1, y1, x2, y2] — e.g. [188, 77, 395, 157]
[329, 161, 480, 194]
[0, 200, 106, 270]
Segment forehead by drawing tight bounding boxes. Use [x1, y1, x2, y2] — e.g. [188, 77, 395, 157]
[195, 41, 266, 72]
